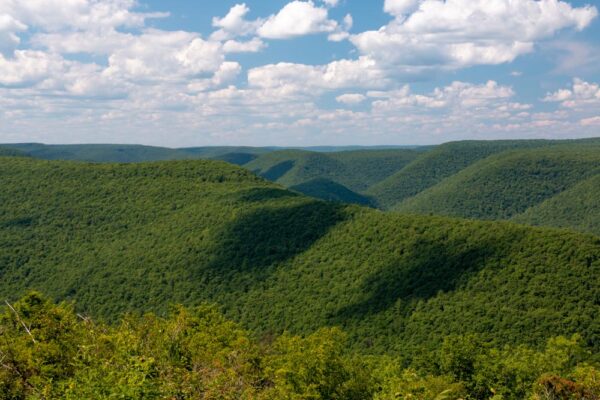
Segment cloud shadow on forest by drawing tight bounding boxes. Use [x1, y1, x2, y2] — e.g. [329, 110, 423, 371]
[207, 197, 347, 279]
[331, 231, 525, 323]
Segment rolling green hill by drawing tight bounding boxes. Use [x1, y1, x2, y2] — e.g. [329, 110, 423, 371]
[0, 143, 272, 163]
[0, 146, 28, 157]
[395, 145, 600, 221]
[212, 151, 259, 165]
[1, 156, 598, 364]
[2, 143, 191, 162]
[244, 148, 420, 204]
[512, 174, 600, 236]
[366, 140, 566, 210]
[176, 146, 275, 160]
[289, 178, 374, 206]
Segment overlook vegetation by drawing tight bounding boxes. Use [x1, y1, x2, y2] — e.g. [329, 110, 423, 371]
[0, 157, 598, 366]
[2, 292, 599, 399]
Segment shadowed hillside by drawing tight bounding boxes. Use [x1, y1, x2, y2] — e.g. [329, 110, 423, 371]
[290, 178, 374, 206]
[246, 149, 420, 192]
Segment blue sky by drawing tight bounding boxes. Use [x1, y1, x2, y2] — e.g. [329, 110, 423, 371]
[0, 0, 599, 146]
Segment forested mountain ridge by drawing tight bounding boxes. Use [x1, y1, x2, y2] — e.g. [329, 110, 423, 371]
[243, 148, 420, 204]
[2, 143, 194, 162]
[243, 139, 600, 229]
[0, 143, 274, 164]
[0, 146, 28, 157]
[245, 149, 421, 192]
[396, 144, 600, 219]
[289, 178, 374, 206]
[0, 157, 598, 363]
[512, 173, 600, 236]
[3, 139, 600, 238]
[365, 139, 600, 210]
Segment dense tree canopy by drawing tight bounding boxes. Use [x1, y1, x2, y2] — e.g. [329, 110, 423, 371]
[1, 157, 599, 364]
[244, 149, 421, 191]
[396, 144, 600, 221]
[1, 293, 598, 400]
[4, 139, 599, 235]
[513, 174, 600, 236]
[366, 140, 558, 209]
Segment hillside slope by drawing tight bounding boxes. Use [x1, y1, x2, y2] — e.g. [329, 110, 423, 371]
[366, 139, 598, 210]
[0, 143, 272, 163]
[289, 178, 374, 206]
[0, 157, 598, 361]
[395, 145, 600, 221]
[2, 143, 191, 162]
[512, 174, 600, 236]
[0, 146, 28, 157]
[245, 149, 419, 204]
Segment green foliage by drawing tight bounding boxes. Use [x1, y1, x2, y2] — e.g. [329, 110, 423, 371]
[2, 141, 600, 397]
[2, 294, 598, 400]
[0, 157, 599, 365]
[0, 292, 264, 399]
[396, 145, 600, 221]
[373, 360, 467, 400]
[513, 174, 600, 236]
[261, 327, 374, 400]
[0, 155, 599, 400]
[437, 334, 586, 399]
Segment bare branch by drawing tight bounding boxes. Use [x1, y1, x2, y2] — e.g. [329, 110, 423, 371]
[4, 301, 36, 344]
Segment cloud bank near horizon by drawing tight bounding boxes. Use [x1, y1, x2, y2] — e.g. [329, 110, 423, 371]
[0, 0, 599, 146]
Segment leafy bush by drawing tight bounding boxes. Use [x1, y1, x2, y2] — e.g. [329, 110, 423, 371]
[2, 293, 598, 400]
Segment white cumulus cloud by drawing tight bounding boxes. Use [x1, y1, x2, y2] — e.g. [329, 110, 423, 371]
[0, 0, 599, 146]
[211, 3, 262, 41]
[544, 78, 600, 108]
[0, 0, 167, 32]
[336, 93, 366, 105]
[0, 13, 27, 52]
[384, 0, 420, 16]
[248, 56, 388, 92]
[223, 38, 266, 53]
[257, 1, 345, 40]
[321, 0, 340, 7]
[352, 0, 598, 71]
